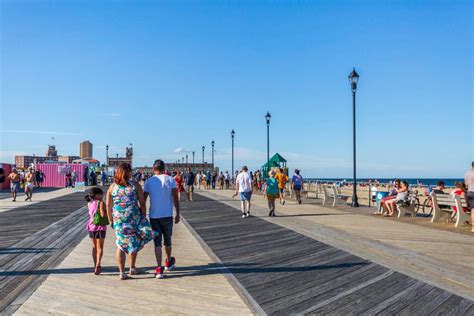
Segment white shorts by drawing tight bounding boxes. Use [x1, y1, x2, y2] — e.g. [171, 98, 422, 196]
[25, 183, 34, 190]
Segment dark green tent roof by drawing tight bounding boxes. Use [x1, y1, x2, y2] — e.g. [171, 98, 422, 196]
[269, 153, 287, 163]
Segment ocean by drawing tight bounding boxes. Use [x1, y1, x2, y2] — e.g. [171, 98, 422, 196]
[306, 178, 464, 187]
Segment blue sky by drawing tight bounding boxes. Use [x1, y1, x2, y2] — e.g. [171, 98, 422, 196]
[0, 0, 472, 178]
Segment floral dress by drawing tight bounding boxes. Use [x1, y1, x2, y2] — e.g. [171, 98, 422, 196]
[111, 184, 154, 254]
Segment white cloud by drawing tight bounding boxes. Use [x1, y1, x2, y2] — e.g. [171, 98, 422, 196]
[0, 129, 80, 136]
[109, 113, 121, 117]
[174, 147, 192, 154]
[0, 150, 26, 163]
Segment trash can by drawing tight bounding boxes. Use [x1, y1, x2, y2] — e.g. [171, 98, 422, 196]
[375, 191, 389, 209]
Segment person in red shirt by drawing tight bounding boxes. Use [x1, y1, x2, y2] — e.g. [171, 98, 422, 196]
[174, 171, 185, 201]
[451, 182, 467, 213]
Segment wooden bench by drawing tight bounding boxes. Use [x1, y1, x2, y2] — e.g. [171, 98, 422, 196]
[302, 182, 322, 199]
[395, 190, 418, 218]
[431, 192, 471, 228]
[322, 184, 350, 207]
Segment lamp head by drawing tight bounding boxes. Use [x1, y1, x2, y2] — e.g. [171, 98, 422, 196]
[348, 68, 359, 92]
[265, 111, 271, 124]
[231, 129, 235, 137]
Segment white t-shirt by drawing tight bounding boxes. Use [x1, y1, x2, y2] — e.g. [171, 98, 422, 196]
[236, 171, 252, 193]
[144, 174, 177, 219]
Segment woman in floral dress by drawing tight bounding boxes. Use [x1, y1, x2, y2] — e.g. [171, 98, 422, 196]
[106, 163, 153, 280]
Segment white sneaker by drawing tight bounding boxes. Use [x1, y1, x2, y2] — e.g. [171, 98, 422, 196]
[245, 213, 250, 218]
[242, 214, 246, 218]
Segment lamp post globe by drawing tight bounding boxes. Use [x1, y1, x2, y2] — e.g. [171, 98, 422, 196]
[202, 146, 205, 163]
[348, 68, 360, 207]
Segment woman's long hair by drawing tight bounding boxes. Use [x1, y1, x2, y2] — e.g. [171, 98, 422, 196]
[114, 163, 132, 186]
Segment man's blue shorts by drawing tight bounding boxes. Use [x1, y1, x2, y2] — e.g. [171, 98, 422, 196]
[240, 191, 252, 201]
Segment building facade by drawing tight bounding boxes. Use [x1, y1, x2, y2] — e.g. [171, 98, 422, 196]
[58, 156, 81, 163]
[15, 155, 56, 169]
[135, 163, 215, 175]
[80, 141, 93, 158]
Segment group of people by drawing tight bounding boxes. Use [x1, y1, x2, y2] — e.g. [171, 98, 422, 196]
[86, 160, 181, 280]
[7, 167, 36, 202]
[232, 166, 305, 218]
[374, 163, 474, 230]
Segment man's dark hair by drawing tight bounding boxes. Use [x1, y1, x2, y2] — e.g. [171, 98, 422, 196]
[153, 159, 165, 172]
[436, 180, 445, 187]
[242, 166, 248, 172]
[472, 161, 474, 168]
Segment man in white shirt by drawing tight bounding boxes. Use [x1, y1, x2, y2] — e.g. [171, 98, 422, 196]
[464, 161, 474, 233]
[144, 159, 180, 279]
[233, 166, 253, 218]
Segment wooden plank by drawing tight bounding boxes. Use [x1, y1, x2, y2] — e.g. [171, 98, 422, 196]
[180, 193, 474, 315]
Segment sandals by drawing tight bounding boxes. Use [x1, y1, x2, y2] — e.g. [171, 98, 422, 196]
[119, 273, 129, 280]
[129, 267, 142, 275]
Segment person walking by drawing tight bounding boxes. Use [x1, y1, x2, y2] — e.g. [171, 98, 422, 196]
[233, 166, 253, 218]
[464, 162, 474, 233]
[291, 169, 304, 204]
[174, 170, 185, 201]
[8, 168, 20, 202]
[85, 187, 108, 275]
[24, 168, 35, 201]
[206, 171, 211, 189]
[224, 171, 230, 189]
[184, 168, 195, 201]
[264, 170, 279, 216]
[197, 171, 202, 189]
[144, 159, 181, 279]
[106, 163, 153, 280]
[276, 168, 289, 205]
[211, 171, 217, 189]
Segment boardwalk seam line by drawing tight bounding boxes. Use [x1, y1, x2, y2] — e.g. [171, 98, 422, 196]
[298, 270, 395, 315]
[180, 215, 266, 316]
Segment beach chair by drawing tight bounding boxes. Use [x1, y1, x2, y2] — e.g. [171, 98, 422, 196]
[395, 190, 418, 218]
[322, 185, 349, 207]
[431, 192, 471, 228]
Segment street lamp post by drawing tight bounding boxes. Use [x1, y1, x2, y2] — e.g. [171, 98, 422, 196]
[211, 140, 215, 168]
[186, 154, 188, 164]
[202, 146, 205, 163]
[192, 151, 195, 164]
[348, 67, 360, 207]
[265, 111, 271, 175]
[231, 130, 235, 179]
[105, 145, 109, 166]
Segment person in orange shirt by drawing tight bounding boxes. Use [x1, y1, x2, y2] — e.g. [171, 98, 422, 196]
[275, 168, 288, 205]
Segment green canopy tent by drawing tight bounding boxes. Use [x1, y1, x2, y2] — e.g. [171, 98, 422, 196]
[261, 153, 287, 178]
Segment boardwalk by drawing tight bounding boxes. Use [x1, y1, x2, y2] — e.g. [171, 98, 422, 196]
[2, 188, 474, 315]
[180, 193, 474, 315]
[0, 190, 90, 314]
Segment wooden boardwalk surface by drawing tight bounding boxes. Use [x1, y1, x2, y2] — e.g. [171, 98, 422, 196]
[0, 190, 91, 314]
[180, 193, 474, 315]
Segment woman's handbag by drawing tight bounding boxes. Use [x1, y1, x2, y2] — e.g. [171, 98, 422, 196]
[93, 202, 110, 226]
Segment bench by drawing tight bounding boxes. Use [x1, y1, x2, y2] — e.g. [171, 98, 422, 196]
[431, 192, 471, 228]
[395, 190, 418, 218]
[322, 185, 350, 207]
[302, 182, 322, 199]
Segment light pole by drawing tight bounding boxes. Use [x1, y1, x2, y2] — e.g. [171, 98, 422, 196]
[186, 154, 188, 164]
[192, 151, 195, 164]
[105, 144, 109, 166]
[348, 67, 360, 207]
[265, 111, 271, 175]
[231, 130, 235, 178]
[211, 140, 215, 167]
[202, 146, 205, 163]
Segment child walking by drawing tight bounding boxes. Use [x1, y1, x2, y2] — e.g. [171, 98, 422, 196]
[86, 187, 108, 275]
[264, 170, 279, 217]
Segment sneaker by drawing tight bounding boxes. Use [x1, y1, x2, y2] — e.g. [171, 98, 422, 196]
[245, 212, 250, 218]
[282, 200, 286, 205]
[242, 214, 246, 218]
[165, 257, 176, 271]
[155, 266, 164, 279]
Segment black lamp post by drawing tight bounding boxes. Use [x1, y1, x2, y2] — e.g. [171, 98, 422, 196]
[231, 130, 235, 179]
[186, 154, 188, 164]
[192, 151, 195, 164]
[211, 140, 215, 167]
[265, 111, 271, 174]
[105, 144, 109, 166]
[202, 146, 205, 163]
[348, 67, 360, 207]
